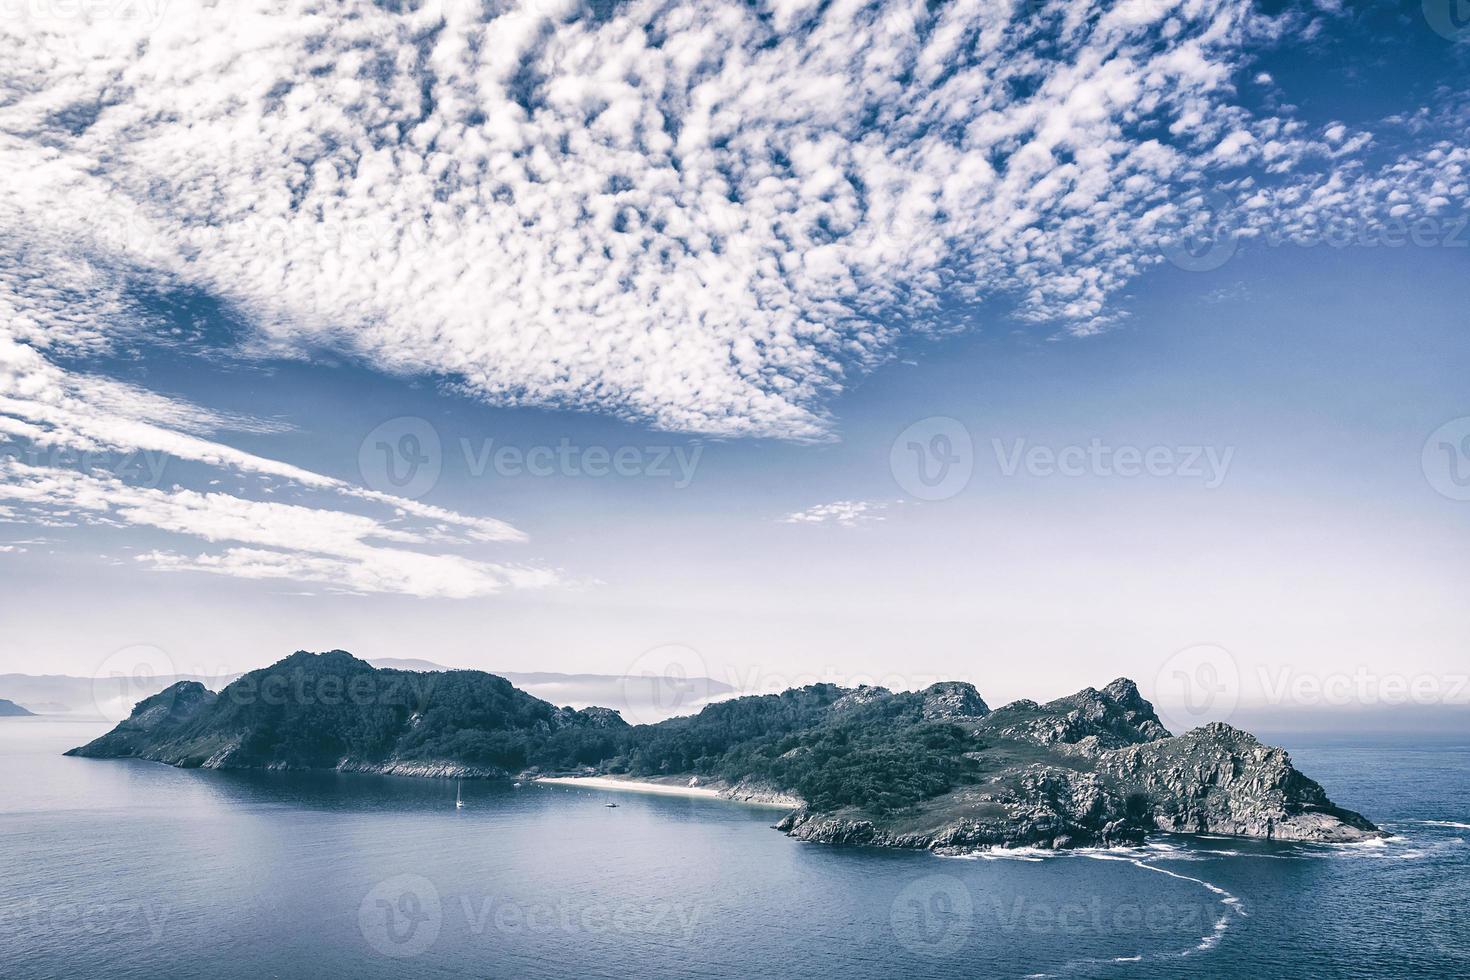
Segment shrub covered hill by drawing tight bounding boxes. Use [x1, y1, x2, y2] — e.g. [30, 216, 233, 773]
[70, 651, 1381, 851]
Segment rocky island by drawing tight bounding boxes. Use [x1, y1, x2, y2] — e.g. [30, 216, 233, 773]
[0, 697, 35, 716]
[68, 650, 1380, 851]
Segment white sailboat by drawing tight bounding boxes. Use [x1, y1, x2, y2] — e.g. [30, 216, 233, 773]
[455, 780, 465, 809]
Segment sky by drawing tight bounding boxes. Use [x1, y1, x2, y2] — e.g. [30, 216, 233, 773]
[0, 0, 1466, 728]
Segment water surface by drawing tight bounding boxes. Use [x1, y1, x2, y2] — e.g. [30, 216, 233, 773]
[2, 719, 1465, 978]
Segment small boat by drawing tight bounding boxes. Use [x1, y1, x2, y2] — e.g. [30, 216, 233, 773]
[604, 802, 619, 808]
[455, 780, 465, 809]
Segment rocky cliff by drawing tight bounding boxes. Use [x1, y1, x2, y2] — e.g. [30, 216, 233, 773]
[774, 681, 1379, 849]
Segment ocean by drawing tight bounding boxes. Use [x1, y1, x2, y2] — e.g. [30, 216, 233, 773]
[1, 718, 1465, 978]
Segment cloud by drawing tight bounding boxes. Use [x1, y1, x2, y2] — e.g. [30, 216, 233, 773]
[780, 499, 890, 527]
[0, 336, 525, 543]
[0, 458, 550, 598]
[0, 281, 539, 594]
[1, 0, 1462, 439]
[137, 547, 554, 599]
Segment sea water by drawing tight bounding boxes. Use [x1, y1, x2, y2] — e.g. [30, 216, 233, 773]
[1, 719, 1465, 978]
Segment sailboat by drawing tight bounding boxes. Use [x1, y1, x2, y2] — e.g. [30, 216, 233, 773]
[455, 780, 465, 809]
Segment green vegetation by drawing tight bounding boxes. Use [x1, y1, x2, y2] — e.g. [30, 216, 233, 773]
[71, 652, 1380, 850]
[70, 653, 1176, 819]
[73, 653, 994, 813]
[608, 689, 986, 814]
[70, 651, 627, 775]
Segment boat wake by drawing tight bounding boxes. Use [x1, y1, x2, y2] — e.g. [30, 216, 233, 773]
[939, 825, 1468, 976]
[943, 839, 1247, 975]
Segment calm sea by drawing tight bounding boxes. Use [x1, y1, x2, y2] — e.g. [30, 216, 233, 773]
[1, 719, 1466, 978]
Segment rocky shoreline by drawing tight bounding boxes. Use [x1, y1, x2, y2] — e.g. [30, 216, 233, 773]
[774, 701, 1381, 851]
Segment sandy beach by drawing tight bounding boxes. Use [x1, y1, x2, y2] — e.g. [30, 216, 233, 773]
[535, 775, 795, 807]
[535, 775, 724, 798]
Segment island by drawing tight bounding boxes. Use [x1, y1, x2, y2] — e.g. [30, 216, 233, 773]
[0, 697, 35, 717]
[67, 650, 1381, 851]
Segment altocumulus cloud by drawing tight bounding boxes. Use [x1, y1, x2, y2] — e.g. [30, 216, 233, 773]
[2, 0, 1465, 441]
[0, 0, 1465, 594]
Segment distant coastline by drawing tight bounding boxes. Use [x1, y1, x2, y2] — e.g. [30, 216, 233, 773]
[0, 697, 34, 717]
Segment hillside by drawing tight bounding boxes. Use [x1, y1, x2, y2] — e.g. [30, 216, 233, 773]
[69, 651, 1381, 850]
[67, 651, 625, 777]
[3, 659, 732, 723]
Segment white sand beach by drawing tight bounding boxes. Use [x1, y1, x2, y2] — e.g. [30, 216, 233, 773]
[535, 775, 796, 807]
[535, 775, 725, 798]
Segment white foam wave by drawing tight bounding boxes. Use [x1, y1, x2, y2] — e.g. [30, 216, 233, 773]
[1049, 852, 1247, 970]
[940, 845, 1050, 862]
[1323, 836, 1393, 851]
[944, 842, 1159, 862]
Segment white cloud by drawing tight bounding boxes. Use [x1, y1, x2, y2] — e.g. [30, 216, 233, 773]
[137, 547, 554, 599]
[0, 336, 543, 592]
[0, 336, 525, 543]
[0, 0, 1461, 439]
[0, 458, 550, 598]
[780, 499, 890, 527]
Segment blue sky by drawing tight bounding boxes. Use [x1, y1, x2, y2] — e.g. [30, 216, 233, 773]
[0, 0, 1466, 719]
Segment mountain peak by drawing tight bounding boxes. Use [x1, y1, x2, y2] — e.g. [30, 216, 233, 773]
[1101, 677, 1143, 703]
[920, 681, 990, 719]
[279, 650, 372, 670]
[977, 677, 1170, 748]
[831, 685, 892, 711]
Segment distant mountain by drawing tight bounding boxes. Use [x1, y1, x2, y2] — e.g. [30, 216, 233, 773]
[0, 697, 34, 717]
[365, 658, 453, 672]
[69, 651, 1381, 851]
[1, 661, 736, 723]
[366, 659, 738, 722]
[0, 671, 239, 721]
